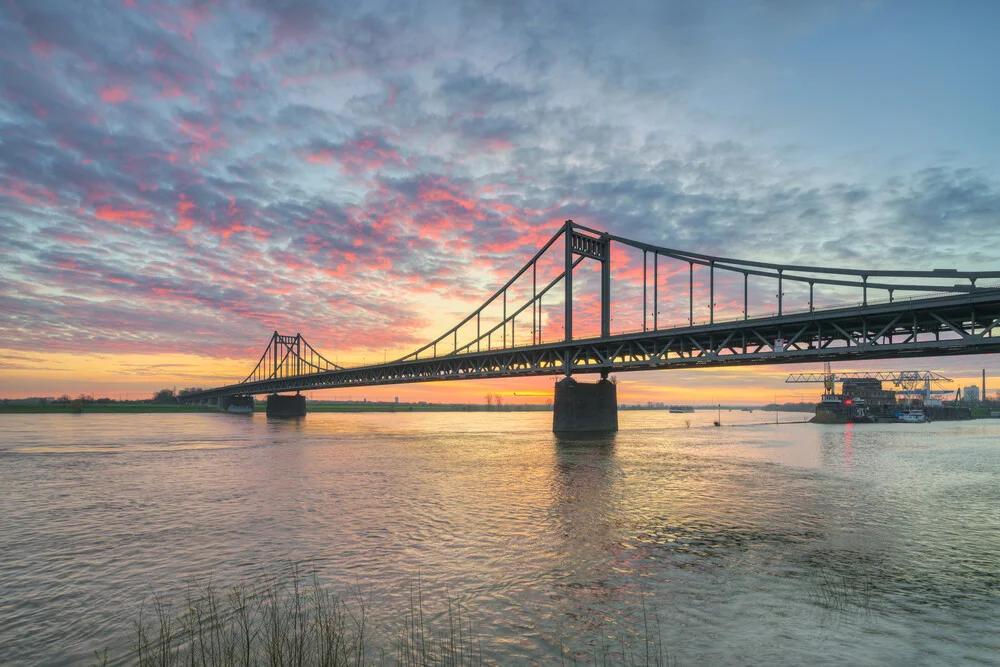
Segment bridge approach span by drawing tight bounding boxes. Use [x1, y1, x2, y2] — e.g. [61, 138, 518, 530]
[183, 290, 1000, 401]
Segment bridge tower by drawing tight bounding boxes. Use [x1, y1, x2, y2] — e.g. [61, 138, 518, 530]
[554, 220, 618, 434]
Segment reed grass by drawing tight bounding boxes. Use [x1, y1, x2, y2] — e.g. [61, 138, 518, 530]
[92, 566, 674, 666]
[807, 563, 878, 614]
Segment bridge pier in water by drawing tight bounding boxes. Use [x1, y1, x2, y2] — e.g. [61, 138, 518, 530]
[221, 395, 254, 414]
[266, 392, 306, 418]
[552, 375, 618, 434]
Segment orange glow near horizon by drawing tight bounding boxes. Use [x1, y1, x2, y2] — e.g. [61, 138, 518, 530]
[3, 345, 995, 405]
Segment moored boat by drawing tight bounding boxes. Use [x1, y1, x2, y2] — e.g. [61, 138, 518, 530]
[897, 409, 926, 423]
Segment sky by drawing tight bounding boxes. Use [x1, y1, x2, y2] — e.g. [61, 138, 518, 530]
[2, 0, 999, 404]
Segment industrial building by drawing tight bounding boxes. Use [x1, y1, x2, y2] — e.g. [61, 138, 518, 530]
[786, 366, 972, 423]
[962, 385, 981, 403]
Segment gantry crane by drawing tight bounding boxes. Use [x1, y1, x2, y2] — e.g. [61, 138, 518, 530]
[786, 369, 953, 404]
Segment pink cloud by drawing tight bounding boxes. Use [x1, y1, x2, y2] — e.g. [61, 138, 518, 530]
[1, 180, 58, 207]
[153, 2, 216, 41]
[304, 133, 406, 175]
[174, 119, 226, 162]
[173, 194, 196, 231]
[94, 205, 155, 228]
[100, 86, 129, 103]
[51, 231, 91, 245]
[30, 40, 53, 59]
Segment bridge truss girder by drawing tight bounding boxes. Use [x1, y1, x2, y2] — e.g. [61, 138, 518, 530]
[181, 290, 1000, 402]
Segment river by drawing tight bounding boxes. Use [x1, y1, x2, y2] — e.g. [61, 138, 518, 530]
[1, 410, 998, 665]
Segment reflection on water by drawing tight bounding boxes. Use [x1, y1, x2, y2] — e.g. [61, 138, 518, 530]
[1, 411, 998, 665]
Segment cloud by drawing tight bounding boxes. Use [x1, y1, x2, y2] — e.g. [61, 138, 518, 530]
[1, 0, 998, 398]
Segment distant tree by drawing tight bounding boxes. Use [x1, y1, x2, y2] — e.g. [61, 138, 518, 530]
[152, 388, 177, 404]
[69, 398, 84, 414]
[57, 394, 71, 404]
[608, 375, 619, 385]
[485, 393, 494, 408]
[494, 394, 503, 408]
[178, 387, 204, 396]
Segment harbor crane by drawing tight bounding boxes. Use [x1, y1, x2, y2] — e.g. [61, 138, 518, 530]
[786, 368, 953, 403]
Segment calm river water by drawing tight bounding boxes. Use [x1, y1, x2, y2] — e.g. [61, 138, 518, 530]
[1, 410, 998, 665]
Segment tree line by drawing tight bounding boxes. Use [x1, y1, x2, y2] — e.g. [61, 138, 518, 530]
[151, 388, 205, 404]
[36, 388, 207, 405]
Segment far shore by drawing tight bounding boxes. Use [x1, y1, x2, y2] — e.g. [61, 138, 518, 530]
[0, 403, 220, 414]
[0, 401, 753, 415]
[0, 402, 552, 414]
[7, 401, 993, 417]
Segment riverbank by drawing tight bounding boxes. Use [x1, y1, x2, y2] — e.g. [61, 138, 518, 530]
[0, 403, 219, 414]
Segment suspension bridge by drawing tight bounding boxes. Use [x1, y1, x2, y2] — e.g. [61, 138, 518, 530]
[180, 220, 1000, 430]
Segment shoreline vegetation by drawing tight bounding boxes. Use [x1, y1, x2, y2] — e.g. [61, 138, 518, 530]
[91, 566, 675, 667]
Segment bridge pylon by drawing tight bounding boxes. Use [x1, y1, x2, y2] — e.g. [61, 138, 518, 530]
[563, 219, 613, 347]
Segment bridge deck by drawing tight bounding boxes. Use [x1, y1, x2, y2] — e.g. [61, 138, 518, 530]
[182, 289, 1000, 401]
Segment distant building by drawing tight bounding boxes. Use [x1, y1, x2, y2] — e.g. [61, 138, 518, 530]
[963, 385, 980, 403]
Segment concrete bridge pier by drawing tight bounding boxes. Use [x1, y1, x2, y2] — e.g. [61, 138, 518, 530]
[552, 374, 618, 434]
[266, 392, 306, 418]
[221, 395, 255, 413]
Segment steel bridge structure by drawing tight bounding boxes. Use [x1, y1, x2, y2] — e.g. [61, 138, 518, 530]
[181, 220, 1000, 404]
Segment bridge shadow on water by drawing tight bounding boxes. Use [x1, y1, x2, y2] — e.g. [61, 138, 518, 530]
[550, 432, 619, 505]
[263, 414, 306, 434]
[553, 431, 618, 447]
